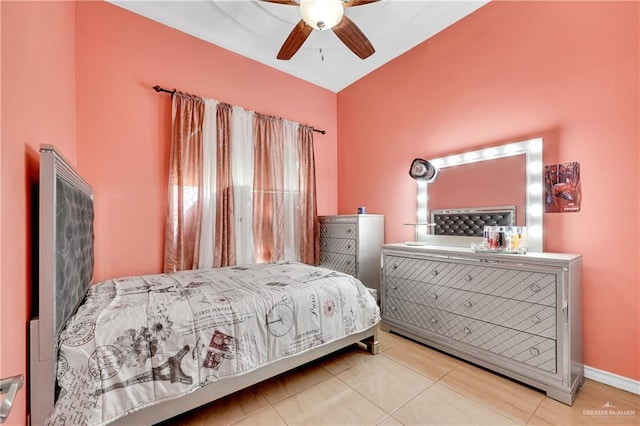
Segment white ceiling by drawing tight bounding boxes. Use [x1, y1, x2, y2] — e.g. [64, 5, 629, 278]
[108, 0, 489, 92]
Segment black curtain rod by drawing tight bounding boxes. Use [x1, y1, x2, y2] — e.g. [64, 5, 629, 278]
[152, 85, 326, 135]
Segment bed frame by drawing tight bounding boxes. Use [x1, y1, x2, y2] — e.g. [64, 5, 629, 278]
[29, 145, 379, 426]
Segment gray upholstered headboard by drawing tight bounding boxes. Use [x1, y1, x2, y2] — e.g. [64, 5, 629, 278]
[30, 144, 94, 425]
[431, 206, 516, 237]
[54, 173, 94, 335]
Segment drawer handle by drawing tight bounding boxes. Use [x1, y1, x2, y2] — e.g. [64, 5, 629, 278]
[347, 229, 352, 233]
[347, 244, 352, 250]
[431, 317, 438, 324]
[431, 294, 438, 300]
[431, 270, 439, 276]
[392, 265, 398, 270]
[531, 315, 541, 324]
[392, 285, 398, 290]
[464, 275, 473, 282]
[464, 301, 472, 308]
[463, 327, 472, 334]
[530, 284, 541, 293]
[530, 347, 540, 356]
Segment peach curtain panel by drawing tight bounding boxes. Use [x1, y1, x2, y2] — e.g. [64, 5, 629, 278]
[253, 114, 285, 263]
[164, 92, 204, 272]
[214, 103, 236, 267]
[164, 93, 319, 272]
[297, 125, 320, 265]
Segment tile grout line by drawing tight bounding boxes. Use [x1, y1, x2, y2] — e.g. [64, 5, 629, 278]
[332, 353, 438, 421]
[524, 397, 544, 425]
[267, 402, 290, 426]
[436, 364, 535, 425]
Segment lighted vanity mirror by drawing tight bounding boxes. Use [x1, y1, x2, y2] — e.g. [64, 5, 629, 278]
[416, 137, 544, 252]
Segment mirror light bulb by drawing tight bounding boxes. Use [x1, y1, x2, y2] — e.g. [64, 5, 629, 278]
[529, 139, 543, 152]
[482, 148, 499, 159]
[503, 143, 521, 155]
[529, 204, 543, 217]
[528, 225, 543, 238]
[529, 161, 543, 172]
[464, 152, 478, 162]
[528, 183, 543, 195]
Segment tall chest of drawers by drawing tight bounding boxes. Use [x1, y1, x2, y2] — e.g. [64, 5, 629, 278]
[380, 244, 583, 405]
[319, 215, 384, 294]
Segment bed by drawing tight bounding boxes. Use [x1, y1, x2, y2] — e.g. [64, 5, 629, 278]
[29, 145, 380, 426]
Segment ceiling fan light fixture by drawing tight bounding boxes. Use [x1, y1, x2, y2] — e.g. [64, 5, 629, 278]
[299, 0, 344, 30]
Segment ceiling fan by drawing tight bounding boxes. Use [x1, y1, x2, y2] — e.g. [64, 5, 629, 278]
[260, 0, 379, 60]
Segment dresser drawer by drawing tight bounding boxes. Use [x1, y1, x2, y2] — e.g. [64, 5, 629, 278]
[384, 255, 442, 280]
[430, 287, 556, 339]
[383, 297, 449, 337]
[452, 267, 557, 307]
[385, 255, 481, 285]
[449, 316, 557, 373]
[386, 276, 556, 338]
[319, 252, 356, 276]
[319, 222, 356, 239]
[384, 295, 557, 373]
[385, 277, 442, 307]
[319, 236, 356, 255]
[384, 255, 557, 306]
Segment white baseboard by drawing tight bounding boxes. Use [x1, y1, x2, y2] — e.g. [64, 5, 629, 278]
[585, 365, 640, 395]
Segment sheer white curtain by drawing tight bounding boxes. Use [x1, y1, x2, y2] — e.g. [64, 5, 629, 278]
[197, 99, 218, 269]
[231, 106, 255, 265]
[282, 120, 300, 262]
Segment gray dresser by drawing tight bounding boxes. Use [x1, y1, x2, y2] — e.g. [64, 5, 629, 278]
[319, 215, 384, 294]
[380, 243, 583, 405]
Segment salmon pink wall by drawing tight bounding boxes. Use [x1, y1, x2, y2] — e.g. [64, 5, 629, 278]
[75, 2, 338, 282]
[338, 1, 639, 381]
[1, 2, 77, 424]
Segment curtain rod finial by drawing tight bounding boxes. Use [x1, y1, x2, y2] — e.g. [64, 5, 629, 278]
[153, 85, 177, 95]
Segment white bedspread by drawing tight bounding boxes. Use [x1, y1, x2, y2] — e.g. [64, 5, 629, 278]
[48, 262, 380, 425]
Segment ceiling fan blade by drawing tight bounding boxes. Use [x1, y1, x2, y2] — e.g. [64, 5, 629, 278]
[258, 0, 298, 5]
[332, 15, 375, 59]
[344, 0, 380, 7]
[277, 20, 313, 60]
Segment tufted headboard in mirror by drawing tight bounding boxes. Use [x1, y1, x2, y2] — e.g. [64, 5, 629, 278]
[416, 137, 543, 252]
[431, 206, 515, 236]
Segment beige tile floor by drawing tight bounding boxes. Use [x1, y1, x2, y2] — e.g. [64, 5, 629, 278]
[164, 330, 639, 426]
